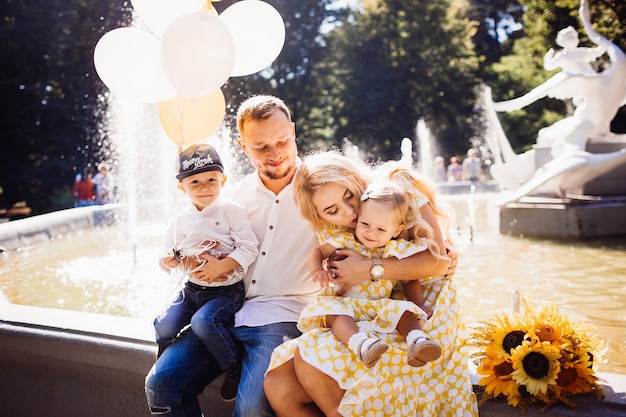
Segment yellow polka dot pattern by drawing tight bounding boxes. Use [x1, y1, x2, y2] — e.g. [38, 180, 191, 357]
[268, 278, 479, 417]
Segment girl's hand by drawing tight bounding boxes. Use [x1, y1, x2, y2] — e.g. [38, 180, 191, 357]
[312, 270, 335, 289]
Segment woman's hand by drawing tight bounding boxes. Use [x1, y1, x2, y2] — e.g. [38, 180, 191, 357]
[326, 249, 370, 295]
[445, 242, 458, 278]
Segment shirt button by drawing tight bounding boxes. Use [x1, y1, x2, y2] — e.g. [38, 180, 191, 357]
[275, 199, 279, 204]
[269, 225, 274, 230]
[261, 251, 266, 256]
[251, 280, 256, 284]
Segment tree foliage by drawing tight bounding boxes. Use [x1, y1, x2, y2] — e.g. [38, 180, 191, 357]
[304, 0, 481, 162]
[0, 0, 131, 212]
[1, 0, 625, 214]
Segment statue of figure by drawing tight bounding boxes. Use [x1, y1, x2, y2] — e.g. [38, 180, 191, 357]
[543, 26, 605, 77]
[484, 0, 626, 201]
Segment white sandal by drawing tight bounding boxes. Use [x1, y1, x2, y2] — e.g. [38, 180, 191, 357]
[407, 337, 441, 367]
[358, 338, 389, 368]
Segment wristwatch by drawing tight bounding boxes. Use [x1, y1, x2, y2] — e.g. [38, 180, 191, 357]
[370, 259, 384, 282]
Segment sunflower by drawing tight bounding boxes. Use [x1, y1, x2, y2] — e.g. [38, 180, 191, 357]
[509, 333, 561, 395]
[469, 298, 604, 410]
[472, 313, 527, 359]
[556, 350, 603, 397]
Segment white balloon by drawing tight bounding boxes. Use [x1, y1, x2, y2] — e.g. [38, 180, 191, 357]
[220, 0, 286, 77]
[94, 28, 178, 103]
[130, 0, 205, 36]
[160, 12, 235, 98]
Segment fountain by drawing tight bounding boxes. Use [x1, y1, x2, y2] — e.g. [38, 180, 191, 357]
[484, 0, 626, 239]
[1, 1, 625, 415]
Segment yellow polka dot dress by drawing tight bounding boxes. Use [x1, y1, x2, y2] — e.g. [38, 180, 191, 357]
[268, 170, 478, 416]
[268, 274, 478, 416]
[298, 230, 430, 334]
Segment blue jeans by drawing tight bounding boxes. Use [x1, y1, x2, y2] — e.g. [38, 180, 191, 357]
[145, 321, 301, 417]
[154, 281, 244, 371]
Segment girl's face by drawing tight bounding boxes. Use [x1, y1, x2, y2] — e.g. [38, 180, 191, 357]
[311, 182, 359, 228]
[355, 199, 404, 249]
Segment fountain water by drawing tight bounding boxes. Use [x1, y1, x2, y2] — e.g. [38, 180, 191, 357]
[415, 119, 432, 177]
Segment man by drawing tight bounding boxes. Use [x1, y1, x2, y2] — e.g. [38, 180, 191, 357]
[145, 95, 320, 417]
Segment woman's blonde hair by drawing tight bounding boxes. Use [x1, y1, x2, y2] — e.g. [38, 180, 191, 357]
[294, 151, 455, 255]
[294, 151, 370, 232]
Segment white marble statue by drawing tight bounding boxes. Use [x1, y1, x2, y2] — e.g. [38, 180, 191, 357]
[484, 0, 626, 201]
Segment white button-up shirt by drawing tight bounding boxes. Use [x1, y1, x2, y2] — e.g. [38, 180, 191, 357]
[225, 167, 320, 327]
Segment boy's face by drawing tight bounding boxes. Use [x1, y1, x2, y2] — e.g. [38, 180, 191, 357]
[178, 170, 226, 210]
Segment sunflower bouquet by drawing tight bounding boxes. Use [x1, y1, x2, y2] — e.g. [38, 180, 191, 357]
[469, 299, 605, 411]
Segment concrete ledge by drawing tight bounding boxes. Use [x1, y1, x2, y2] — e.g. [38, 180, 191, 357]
[500, 196, 626, 239]
[1, 303, 624, 417]
[0, 205, 119, 251]
[0, 303, 233, 417]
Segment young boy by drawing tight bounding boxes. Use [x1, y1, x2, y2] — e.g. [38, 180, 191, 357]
[154, 144, 259, 402]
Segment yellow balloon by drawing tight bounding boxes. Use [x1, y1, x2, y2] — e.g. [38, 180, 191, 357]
[159, 89, 226, 146]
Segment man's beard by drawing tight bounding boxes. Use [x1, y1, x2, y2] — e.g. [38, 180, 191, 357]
[260, 163, 293, 181]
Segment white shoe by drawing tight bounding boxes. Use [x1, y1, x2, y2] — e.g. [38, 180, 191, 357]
[358, 338, 389, 368]
[407, 338, 441, 367]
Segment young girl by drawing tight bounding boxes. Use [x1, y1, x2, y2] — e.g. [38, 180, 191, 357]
[303, 179, 446, 368]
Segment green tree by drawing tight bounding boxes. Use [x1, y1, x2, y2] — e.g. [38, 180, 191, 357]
[306, 0, 481, 162]
[0, 0, 130, 213]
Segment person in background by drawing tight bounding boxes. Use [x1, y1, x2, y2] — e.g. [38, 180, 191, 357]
[446, 156, 462, 181]
[462, 149, 483, 182]
[93, 162, 115, 204]
[72, 169, 95, 207]
[154, 144, 259, 403]
[432, 155, 447, 182]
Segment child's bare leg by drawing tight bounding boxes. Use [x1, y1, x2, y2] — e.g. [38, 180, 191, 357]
[326, 314, 358, 345]
[326, 314, 388, 368]
[402, 280, 432, 317]
[396, 281, 442, 367]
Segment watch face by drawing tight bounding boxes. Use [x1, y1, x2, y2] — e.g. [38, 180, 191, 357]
[371, 264, 384, 278]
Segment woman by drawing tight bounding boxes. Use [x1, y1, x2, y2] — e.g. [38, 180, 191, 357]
[264, 151, 478, 417]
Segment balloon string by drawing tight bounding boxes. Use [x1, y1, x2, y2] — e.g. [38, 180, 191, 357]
[174, 100, 186, 152]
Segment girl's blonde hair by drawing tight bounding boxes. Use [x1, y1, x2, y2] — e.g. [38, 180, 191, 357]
[374, 161, 455, 246]
[361, 179, 449, 261]
[294, 151, 370, 232]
